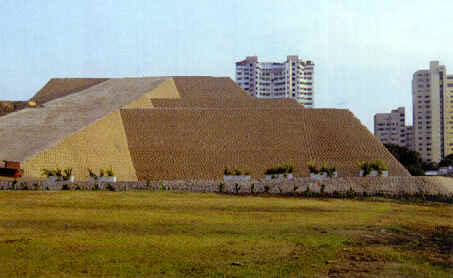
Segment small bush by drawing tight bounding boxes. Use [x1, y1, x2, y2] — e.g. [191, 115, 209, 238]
[304, 186, 311, 197]
[307, 162, 319, 174]
[106, 184, 115, 192]
[41, 169, 55, 177]
[106, 167, 114, 177]
[88, 168, 97, 179]
[264, 185, 270, 193]
[224, 167, 232, 175]
[234, 183, 241, 194]
[265, 162, 294, 175]
[55, 168, 63, 177]
[63, 168, 72, 180]
[61, 184, 70, 190]
[92, 184, 100, 191]
[11, 180, 17, 190]
[233, 168, 242, 176]
[359, 160, 387, 176]
[250, 184, 255, 194]
[310, 162, 336, 177]
[218, 183, 225, 193]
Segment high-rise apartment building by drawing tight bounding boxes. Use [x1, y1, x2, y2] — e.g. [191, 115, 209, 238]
[405, 126, 414, 150]
[374, 107, 407, 146]
[235, 56, 314, 107]
[412, 61, 453, 162]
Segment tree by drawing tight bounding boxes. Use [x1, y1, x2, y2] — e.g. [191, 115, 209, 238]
[439, 154, 453, 167]
[384, 144, 425, 176]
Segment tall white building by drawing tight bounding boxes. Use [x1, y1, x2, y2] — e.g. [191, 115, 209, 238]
[235, 56, 314, 107]
[412, 61, 453, 163]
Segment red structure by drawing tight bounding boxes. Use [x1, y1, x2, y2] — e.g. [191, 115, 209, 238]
[0, 161, 24, 178]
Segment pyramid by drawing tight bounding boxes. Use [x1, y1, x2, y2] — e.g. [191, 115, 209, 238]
[0, 76, 409, 180]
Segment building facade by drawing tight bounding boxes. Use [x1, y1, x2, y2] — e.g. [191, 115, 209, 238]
[412, 61, 453, 163]
[235, 56, 314, 107]
[412, 61, 453, 162]
[374, 107, 407, 147]
[405, 126, 414, 150]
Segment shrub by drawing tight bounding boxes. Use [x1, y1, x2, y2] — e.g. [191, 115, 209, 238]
[266, 162, 294, 175]
[250, 183, 255, 194]
[370, 160, 387, 175]
[359, 160, 388, 176]
[106, 183, 115, 192]
[88, 168, 97, 179]
[326, 166, 336, 177]
[41, 169, 55, 177]
[106, 167, 114, 177]
[359, 161, 372, 176]
[304, 186, 311, 197]
[61, 184, 70, 190]
[160, 184, 165, 191]
[223, 167, 232, 175]
[75, 185, 81, 190]
[92, 184, 100, 191]
[244, 170, 250, 176]
[233, 168, 242, 176]
[55, 168, 63, 177]
[11, 180, 17, 190]
[320, 184, 326, 195]
[234, 183, 241, 194]
[20, 182, 28, 190]
[307, 162, 318, 174]
[218, 183, 225, 193]
[264, 185, 270, 193]
[63, 168, 72, 180]
[99, 169, 105, 177]
[311, 162, 336, 177]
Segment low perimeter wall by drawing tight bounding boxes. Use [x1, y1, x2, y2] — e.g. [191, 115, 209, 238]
[1, 176, 452, 196]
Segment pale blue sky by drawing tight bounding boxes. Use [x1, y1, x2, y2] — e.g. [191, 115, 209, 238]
[1, 0, 453, 130]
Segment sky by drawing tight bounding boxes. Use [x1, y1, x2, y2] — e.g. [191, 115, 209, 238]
[1, 0, 453, 131]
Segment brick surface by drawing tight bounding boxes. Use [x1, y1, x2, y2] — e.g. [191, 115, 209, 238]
[31, 78, 109, 104]
[22, 111, 137, 181]
[120, 77, 409, 180]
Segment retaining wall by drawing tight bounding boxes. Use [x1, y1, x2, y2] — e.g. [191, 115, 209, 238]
[1, 176, 452, 195]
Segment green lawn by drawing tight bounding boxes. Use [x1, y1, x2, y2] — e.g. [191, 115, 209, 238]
[0, 191, 452, 278]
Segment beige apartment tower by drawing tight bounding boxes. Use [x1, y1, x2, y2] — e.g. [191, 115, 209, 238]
[412, 61, 453, 163]
[235, 56, 314, 107]
[374, 107, 410, 148]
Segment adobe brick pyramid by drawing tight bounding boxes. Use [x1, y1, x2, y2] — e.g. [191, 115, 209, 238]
[0, 76, 409, 180]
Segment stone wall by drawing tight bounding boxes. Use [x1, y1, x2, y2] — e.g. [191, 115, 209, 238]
[2, 176, 452, 196]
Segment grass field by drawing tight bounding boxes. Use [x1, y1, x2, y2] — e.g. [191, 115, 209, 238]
[0, 192, 452, 278]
